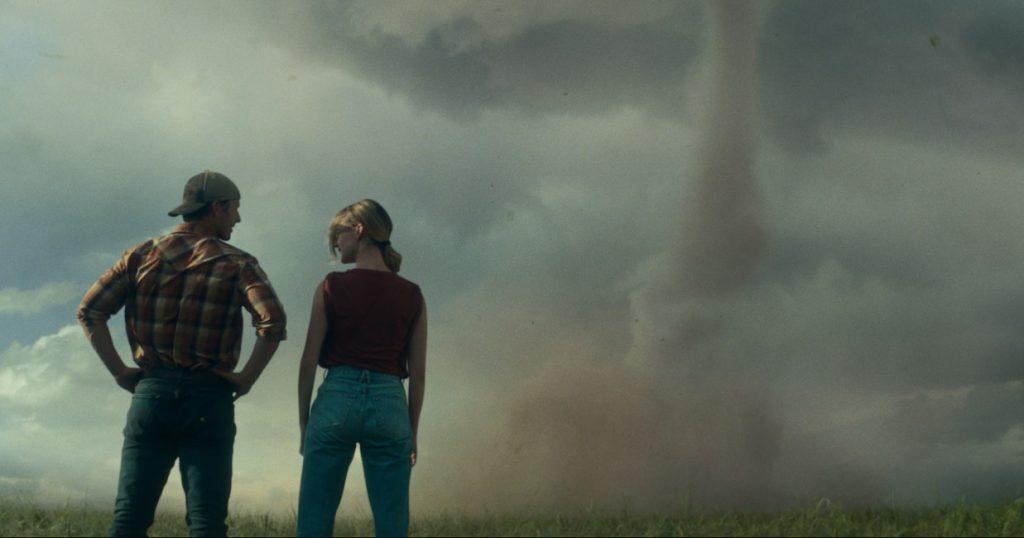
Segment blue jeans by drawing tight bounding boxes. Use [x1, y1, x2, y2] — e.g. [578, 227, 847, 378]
[109, 375, 235, 537]
[297, 365, 413, 537]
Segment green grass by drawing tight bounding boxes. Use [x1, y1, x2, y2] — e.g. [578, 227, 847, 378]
[4, 498, 1024, 536]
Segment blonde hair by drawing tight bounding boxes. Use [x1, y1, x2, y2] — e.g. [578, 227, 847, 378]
[328, 199, 403, 273]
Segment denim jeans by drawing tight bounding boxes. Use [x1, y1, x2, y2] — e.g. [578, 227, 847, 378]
[297, 365, 413, 537]
[109, 375, 235, 537]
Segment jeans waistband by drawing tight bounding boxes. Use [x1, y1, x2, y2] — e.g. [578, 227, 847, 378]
[325, 364, 403, 385]
[143, 367, 227, 385]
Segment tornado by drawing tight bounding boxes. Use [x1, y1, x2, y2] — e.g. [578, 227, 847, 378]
[674, 0, 767, 298]
[434, 1, 790, 514]
[630, 0, 767, 374]
[428, 1, 887, 513]
[608, 0, 783, 508]
[465, 0, 783, 512]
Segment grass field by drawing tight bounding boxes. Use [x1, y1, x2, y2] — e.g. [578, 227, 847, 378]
[4, 498, 1024, 536]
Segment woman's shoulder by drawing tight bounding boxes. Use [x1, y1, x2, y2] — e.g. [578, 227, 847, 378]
[322, 271, 345, 285]
[325, 269, 419, 290]
[390, 271, 419, 286]
[321, 271, 354, 294]
[378, 271, 422, 296]
[376, 270, 422, 298]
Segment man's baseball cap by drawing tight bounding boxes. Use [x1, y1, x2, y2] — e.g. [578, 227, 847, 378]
[168, 170, 241, 217]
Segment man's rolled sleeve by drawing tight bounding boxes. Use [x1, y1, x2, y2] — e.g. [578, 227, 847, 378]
[239, 261, 287, 341]
[77, 254, 130, 327]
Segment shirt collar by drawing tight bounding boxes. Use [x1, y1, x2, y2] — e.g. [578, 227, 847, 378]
[155, 223, 233, 278]
[172, 222, 214, 238]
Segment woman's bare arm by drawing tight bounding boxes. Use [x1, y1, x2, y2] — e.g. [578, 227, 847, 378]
[405, 303, 427, 466]
[298, 282, 328, 455]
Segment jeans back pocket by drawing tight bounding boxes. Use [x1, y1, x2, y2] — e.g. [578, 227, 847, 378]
[309, 389, 359, 442]
[369, 390, 411, 443]
[124, 392, 165, 440]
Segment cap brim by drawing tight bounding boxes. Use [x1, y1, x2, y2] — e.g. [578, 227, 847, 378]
[168, 201, 206, 217]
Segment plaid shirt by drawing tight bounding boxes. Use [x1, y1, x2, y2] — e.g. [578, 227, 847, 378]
[77, 223, 287, 371]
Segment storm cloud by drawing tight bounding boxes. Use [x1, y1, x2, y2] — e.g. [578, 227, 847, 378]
[2, 0, 1024, 516]
[267, 1, 705, 122]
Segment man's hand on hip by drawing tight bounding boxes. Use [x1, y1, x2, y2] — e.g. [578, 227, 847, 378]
[214, 370, 254, 400]
[114, 367, 143, 393]
[216, 337, 280, 400]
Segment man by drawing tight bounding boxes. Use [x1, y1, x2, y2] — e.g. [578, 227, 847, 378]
[77, 171, 287, 537]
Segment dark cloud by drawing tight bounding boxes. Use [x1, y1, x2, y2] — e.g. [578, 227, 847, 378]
[273, 1, 704, 122]
[760, 0, 1024, 156]
[272, 1, 1024, 160]
[961, 4, 1024, 82]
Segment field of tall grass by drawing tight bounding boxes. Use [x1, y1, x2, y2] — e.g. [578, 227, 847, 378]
[4, 498, 1024, 536]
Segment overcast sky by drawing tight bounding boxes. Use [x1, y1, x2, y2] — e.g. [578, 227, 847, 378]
[3, 0, 1024, 516]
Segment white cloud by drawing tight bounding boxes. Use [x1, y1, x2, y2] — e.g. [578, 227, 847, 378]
[0, 324, 126, 502]
[0, 282, 77, 315]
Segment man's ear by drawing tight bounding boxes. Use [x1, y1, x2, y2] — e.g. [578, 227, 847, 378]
[210, 201, 226, 216]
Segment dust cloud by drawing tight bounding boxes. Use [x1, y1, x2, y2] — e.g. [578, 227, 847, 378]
[421, 1, 880, 514]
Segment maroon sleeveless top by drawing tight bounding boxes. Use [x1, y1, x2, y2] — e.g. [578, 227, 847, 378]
[319, 269, 424, 377]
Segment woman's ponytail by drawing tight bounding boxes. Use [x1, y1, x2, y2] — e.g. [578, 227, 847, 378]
[372, 238, 403, 273]
[382, 244, 403, 273]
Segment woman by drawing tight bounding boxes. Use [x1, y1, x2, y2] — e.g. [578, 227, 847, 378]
[296, 199, 427, 537]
